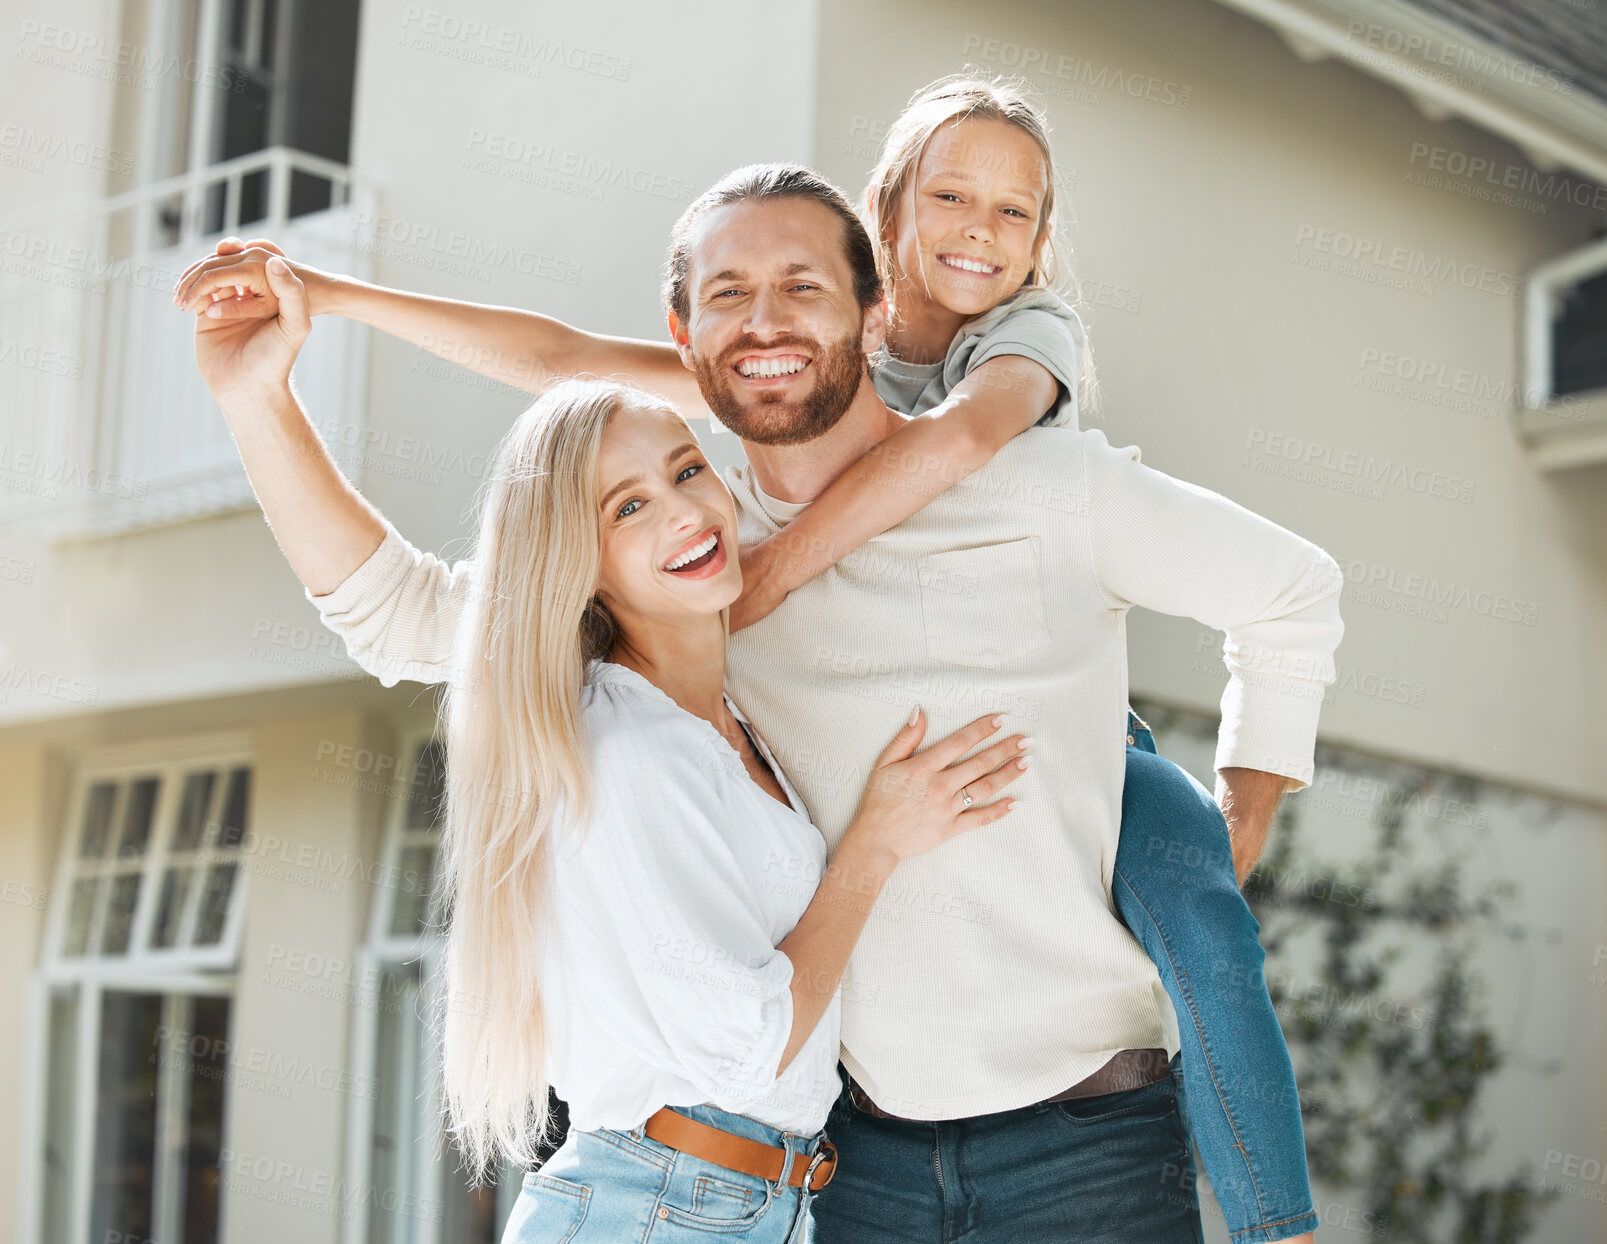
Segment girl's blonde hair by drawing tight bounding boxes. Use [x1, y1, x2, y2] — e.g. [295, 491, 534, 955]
[865, 71, 1098, 415]
[433, 376, 687, 1181]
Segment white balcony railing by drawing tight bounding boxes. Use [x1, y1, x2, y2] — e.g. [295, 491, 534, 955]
[0, 147, 373, 539]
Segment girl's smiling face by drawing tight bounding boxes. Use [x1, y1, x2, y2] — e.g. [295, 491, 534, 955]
[890, 115, 1050, 320]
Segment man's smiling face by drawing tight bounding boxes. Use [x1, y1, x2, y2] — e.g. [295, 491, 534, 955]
[671, 196, 884, 445]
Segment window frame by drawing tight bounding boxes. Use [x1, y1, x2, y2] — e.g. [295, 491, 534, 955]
[39, 733, 254, 979]
[1519, 236, 1607, 469]
[22, 730, 254, 1244]
[340, 723, 521, 1244]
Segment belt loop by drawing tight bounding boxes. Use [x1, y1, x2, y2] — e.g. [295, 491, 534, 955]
[773, 1133, 798, 1192]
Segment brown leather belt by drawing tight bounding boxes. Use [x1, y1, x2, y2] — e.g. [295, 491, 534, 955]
[845, 1048, 1172, 1122]
[642, 1106, 838, 1191]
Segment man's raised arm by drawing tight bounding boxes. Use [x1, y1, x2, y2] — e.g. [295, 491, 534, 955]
[1081, 430, 1346, 881]
[174, 237, 708, 414]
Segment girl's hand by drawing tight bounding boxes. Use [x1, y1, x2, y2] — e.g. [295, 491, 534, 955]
[191, 256, 311, 407]
[728, 537, 790, 632]
[173, 236, 328, 320]
[846, 709, 1028, 866]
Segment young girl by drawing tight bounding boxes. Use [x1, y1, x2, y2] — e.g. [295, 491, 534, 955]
[174, 73, 1320, 1244]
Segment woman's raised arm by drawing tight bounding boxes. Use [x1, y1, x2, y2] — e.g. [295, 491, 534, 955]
[190, 253, 387, 595]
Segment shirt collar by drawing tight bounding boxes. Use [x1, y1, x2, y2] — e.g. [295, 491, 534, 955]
[747, 475, 810, 525]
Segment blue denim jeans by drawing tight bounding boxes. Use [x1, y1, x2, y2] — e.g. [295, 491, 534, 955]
[501, 1103, 829, 1242]
[811, 1054, 1202, 1241]
[1116, 711, 1318, 1242]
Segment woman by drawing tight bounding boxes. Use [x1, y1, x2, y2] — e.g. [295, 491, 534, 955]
[186, 257, 1029, 1242]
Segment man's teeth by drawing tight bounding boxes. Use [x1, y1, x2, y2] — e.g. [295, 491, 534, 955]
[737, 357, 808, 378]
[942, 256, 1000, 274]
[664, 533, 718, 571]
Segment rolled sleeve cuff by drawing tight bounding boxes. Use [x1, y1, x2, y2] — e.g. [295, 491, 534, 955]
[305, 523, 412, 617]
[712, 955, 797, 1102]
[1213, 672, 1327, 790]
[970, 340, 1079, 429]
[302, 524, 460, 689]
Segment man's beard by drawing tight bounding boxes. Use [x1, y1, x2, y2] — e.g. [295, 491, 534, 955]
[691, 325, 866, 446]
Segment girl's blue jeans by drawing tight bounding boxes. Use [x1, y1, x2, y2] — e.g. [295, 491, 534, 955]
[501, 1101, 827, 1242]
[1116, 711, 1319, 1242]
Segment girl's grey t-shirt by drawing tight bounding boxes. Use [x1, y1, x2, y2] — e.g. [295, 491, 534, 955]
[869, 286, 1085, 429]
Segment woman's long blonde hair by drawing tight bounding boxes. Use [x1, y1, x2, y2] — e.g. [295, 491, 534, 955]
[865, 70, 1098, 415]
[433, 376, 685, 1181]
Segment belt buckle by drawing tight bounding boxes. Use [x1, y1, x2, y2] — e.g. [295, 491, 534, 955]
[801, 1137, 837, 1190]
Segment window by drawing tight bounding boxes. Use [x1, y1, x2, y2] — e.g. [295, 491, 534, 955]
[56, 766, 250, 970]
[30, 737, 252, 1244]
[193, 0, 363, 237]
[0, 0, 369, 540]
[344, 735, 564, 1244]
[1551, 266, 1607, 398]
[1520, 231, 1607, 470]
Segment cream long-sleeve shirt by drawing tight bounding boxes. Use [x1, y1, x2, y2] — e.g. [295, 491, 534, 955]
[307, 425, 1343, 1121]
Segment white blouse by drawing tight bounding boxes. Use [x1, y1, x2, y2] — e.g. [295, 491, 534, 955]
[535, 657, 844, 1135]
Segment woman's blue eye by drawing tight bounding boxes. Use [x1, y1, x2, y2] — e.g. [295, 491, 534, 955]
[617, 463, 702, 519]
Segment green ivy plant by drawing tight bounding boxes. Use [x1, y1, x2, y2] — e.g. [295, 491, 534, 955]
[1239, 763, 1562, 1243]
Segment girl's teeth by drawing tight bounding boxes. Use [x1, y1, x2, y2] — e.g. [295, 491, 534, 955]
[944, 256, 997, 274]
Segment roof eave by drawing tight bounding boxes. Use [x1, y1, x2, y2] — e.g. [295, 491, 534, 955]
[1213, 0, 1607, 187]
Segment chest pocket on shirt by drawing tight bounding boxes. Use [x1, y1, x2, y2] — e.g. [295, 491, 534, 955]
[916, 537, 1051, 668]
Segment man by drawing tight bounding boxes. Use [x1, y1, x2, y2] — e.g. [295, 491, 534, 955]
[183, 164, 1341, 1241]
